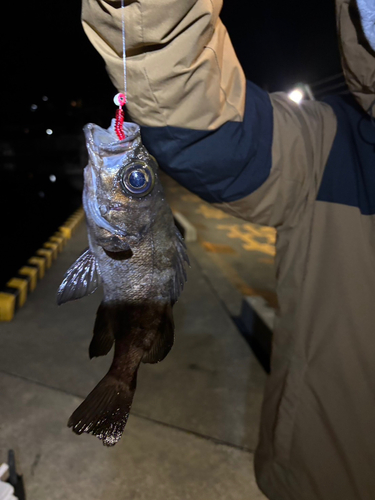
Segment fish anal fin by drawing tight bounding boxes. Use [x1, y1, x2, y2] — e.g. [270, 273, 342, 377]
[142, 305, 174, 364]
[68, 372, 136, 447]
[57, 248, 101, 305]
[89, 302, 115, 359]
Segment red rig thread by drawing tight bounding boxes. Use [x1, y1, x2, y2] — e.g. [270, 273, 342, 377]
[114, 93, 127, 140]
[115, 108, 125, 140]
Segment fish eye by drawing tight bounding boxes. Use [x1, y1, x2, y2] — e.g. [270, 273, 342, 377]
[120, 162, 155, 197]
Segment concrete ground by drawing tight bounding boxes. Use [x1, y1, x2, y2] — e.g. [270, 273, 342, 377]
[0, 199, 271, 500]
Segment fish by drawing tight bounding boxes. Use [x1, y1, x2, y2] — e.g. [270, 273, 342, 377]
[57, 120, 189, 446]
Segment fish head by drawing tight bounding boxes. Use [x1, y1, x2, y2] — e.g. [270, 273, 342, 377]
[83, 120, 164, 249]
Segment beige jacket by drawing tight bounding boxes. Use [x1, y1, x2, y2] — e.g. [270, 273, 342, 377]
[81, 1, 375, 498]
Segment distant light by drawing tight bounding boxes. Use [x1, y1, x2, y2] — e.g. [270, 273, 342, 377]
[30, 104, 38, 111]
[288, 89, 304, 104]
[42, 96, 48, 102]
[38, 191, 45, 198]
[24, 128, 29, 134]
[71, 100, 77, 107]
[49, 174, 56, 183]
[46, 129, 53, 135]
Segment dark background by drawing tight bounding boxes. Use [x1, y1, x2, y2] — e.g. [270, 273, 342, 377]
[1, 0, 342, 287]
[3, 0, 342, 105]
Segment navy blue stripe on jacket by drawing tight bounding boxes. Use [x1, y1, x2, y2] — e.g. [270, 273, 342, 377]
[141, 81, 273, 204]
[318, 95, 375, 215]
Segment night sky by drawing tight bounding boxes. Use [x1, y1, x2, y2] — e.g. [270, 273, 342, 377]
[4, 0, 342, 123]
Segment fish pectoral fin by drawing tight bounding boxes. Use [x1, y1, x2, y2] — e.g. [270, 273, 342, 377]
[142, 305, 175, 364]
[68, 371, 136, 447]
[57, 248, 101, 305]
[89, 302, 115, 359]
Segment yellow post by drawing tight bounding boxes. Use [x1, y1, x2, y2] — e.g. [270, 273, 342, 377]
[7, 278, 28, 308]
[59, 226, 72, 239]
[19, 266, 38, 292]
[0, 293, 16, 321]
[28, 256, 46, 279]
[36, 248, 53, 268]
[49, 235, 64, 252]
[44, 242, 59, 259]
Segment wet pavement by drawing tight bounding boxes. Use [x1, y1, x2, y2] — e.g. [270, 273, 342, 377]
[0, 174, 275, 499]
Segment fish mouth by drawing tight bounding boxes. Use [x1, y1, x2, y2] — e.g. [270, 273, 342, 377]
[84, 121, 141, 157]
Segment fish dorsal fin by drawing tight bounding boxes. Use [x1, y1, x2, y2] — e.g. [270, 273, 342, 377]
[170, 227, 190, 305]
[57, 248, 101, 305]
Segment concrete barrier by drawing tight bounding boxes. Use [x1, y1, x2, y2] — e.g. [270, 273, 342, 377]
[0, 208, 84, 322]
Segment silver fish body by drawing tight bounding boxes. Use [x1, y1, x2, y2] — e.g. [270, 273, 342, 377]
[57, 120, 188, 446]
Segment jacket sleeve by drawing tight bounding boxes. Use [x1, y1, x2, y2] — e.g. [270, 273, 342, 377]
[81, 0, 337, 229]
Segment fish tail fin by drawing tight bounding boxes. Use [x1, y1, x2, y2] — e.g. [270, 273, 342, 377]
[68, 370, 136, 446]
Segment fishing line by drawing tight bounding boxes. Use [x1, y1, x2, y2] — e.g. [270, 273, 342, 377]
[121, 0, 127, 99]
[114, 0, 127, 140]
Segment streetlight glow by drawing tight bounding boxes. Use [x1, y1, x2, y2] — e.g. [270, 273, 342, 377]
[288, 89, 304, 104]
